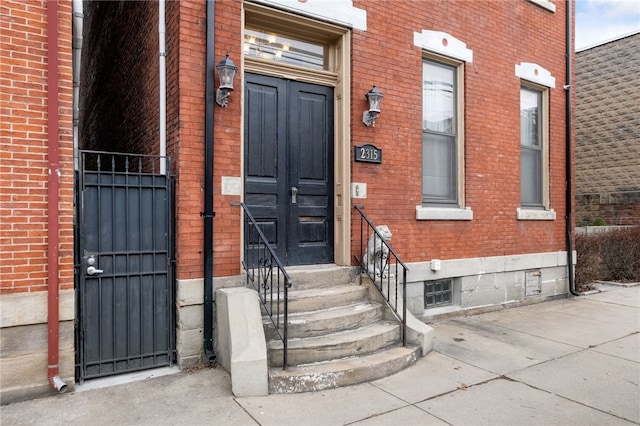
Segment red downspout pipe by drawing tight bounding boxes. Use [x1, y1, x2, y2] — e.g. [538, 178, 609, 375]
[47, 0, 67, 393]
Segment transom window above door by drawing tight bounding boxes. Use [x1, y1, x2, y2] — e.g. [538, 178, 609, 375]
[244, 27, 327, 70]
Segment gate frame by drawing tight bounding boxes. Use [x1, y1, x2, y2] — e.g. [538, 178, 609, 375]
[74, 150, 176, 382]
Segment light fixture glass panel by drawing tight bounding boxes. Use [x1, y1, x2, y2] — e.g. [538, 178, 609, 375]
[244, 28, 326, 70]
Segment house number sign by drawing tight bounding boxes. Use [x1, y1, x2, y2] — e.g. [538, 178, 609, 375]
[354, 143, 382, 164]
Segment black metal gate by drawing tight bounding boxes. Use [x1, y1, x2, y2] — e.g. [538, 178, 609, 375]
[76, 151, 175, 381]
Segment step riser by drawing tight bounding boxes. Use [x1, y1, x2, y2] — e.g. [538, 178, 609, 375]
[265, 285, 369, 314]
[269, 325, 400, 367]
[285, 265, 355, 289]
[269, 346, 420, 394]
[264, 304, 383, 340]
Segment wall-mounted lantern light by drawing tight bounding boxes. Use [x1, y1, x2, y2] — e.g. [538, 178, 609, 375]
[216, 52, 238, 107]
[362, 85, 384, 127]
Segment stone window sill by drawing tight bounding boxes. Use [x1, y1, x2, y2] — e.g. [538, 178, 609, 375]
[416, 206, 473, 221]
[517, 208, 556, 221]
[527, 0, 556, 12]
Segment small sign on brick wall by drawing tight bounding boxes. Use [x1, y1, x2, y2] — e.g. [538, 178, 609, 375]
[354, 143, 382, 164]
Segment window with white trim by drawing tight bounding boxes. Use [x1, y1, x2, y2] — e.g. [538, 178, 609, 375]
[520, 86, 544, 208]
[422, 59, 458, 206]
[414, 30, 472, 221]
[422, 57, 462, 207]
[515, 62, 555, 220]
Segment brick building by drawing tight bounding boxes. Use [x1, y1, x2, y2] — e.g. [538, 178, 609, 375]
[1, 0, 576, 401]
[1, 0, 75, 402]
[575, 31, 640, 226]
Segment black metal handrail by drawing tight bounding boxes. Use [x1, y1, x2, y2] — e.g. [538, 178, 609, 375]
[354, 205, 408, 345]
[232, 202, 292, 369]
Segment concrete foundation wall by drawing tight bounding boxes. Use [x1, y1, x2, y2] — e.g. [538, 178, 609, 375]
[175, 276, 245, 369]
[406, 251, 572, 319]
[0, 290, 75, 405]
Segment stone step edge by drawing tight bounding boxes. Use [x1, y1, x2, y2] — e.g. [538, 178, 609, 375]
[260, 284, 369, 314]
[261, 283, 364, 300]
[268, 345, 420, 394]
[267, 320, 399, 350]
[263, 301, 384, 340]
[263, 301, 383, 325]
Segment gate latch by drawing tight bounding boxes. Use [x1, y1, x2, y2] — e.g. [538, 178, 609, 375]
[86, 256, 104, 276]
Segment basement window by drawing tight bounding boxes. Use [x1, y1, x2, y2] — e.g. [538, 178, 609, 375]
[424, 279, 453, 308]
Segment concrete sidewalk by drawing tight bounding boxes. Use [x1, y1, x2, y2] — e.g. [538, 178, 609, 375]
[2, 284, 638, 425]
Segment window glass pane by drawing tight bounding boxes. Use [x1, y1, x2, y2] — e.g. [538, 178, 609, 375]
[244, 28, 326, 70]
[423, 62, 455, 134]
[520, 87, 543, 207]
[521, 147, 542, 206]
[423, 133, 456, 203]
[424, 279, 454, 308]
[520, 88, 541, 147]
[423, 59, 458, 205]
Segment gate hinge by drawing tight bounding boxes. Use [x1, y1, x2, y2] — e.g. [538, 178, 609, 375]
[200, 212, 215, 218]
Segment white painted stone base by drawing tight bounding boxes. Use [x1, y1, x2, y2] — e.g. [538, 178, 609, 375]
[0, 290, 75, 404]
[406, 251, 575, 318]
[215, 287, 268, 397]
[175, 276, 246, 368]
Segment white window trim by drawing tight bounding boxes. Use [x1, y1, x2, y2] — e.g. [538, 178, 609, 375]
[518, 78, 553, 220]
[249, 0, 367, 30]
[417, 41, 473, 220]
[517, 207, 556, 220]
[515, 63, 555, 88]
[416, 206, 473, 221]
[414, 30, 473, 63]
[527, 0, 556, 13]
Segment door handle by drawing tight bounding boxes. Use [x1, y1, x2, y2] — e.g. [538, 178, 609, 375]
[291, 186, 298, 204]
[87, 266, 104, 276]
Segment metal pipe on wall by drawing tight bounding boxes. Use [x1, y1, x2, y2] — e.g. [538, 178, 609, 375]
[72, 0, 83, 171]
[159, 0, 167, 175]
[203, 0, 216, 363]
[47, 0, 67, 393]
[565, 0, 579, 296]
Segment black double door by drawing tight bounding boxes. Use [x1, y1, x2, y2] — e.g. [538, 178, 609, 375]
[244, 73, 334, 265]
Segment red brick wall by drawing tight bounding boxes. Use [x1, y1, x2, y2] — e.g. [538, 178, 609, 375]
[170, 0, 573, 279]
[168, 0, 243, 280]
[349, 0, 573, 262]
[0, 0, 74, 294]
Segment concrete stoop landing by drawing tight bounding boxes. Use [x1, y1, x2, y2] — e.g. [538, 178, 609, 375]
[263, 265, 422, 394]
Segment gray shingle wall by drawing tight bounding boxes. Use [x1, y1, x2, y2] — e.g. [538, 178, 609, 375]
[575, 32, 640, 226]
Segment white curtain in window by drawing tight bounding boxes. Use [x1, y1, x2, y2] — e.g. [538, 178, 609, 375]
[520, 89, 540, 147]
[423, 60, 457, 204]
[423, 62, 454, 133]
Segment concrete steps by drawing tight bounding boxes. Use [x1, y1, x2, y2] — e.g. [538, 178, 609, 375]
[263, 265, 420, 393]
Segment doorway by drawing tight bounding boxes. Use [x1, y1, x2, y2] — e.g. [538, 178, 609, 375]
[244, 73, 334, 265]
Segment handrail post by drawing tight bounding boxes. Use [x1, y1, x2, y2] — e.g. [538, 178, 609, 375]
[354, 205, 409, 347]
[402, 266, 407, 346]
[232, 202, 292, 369]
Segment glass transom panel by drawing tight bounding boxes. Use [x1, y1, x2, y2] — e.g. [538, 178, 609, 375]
[244, 28, 326, 70]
